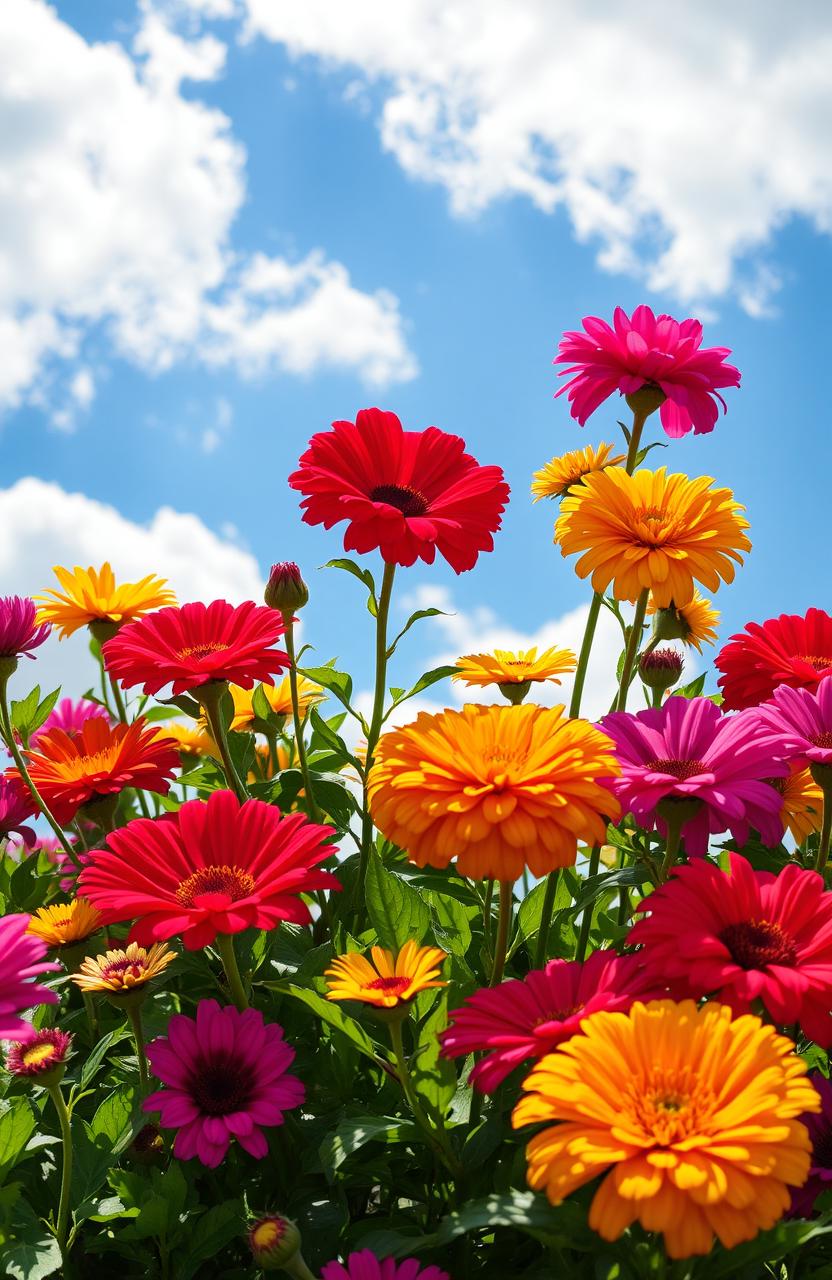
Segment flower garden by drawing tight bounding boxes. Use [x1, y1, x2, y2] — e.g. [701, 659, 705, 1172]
[3, 304, 832, 1278]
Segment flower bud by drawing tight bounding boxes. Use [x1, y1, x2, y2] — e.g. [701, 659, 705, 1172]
[248, 1214, 303, 1271]
[639, 647, 683, 694]
[625, 383, 666, 420]
[264, 563, 309, 613]
[6, 1028, 72, 1087]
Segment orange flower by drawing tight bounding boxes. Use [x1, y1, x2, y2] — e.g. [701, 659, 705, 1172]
[531, 442, 624, 501]
[154, 721, 217, 759]
[766, 764, 824, 845]
[35, 563, 175, 639]
[325, 940, 447, 1009]
[28, 898, 102, 948]
[555, 467, 750, 608]
[454, 646, 576, 690]
[648, 591, 720, 653]
[368, 703, 620, 880]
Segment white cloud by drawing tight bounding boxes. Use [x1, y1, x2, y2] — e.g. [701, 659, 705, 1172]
[0, 477, 264, 699]
[0, 0, 416, 417]
[243, 0, 832, 311]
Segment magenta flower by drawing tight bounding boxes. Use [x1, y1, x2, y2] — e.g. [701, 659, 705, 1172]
[0, 914, 59, 1041]
[143, 999, 304, 1168]
[439, 951, 658, 1093]
[555, 305, 740, 437]
[0, 774, 37, 848]
[790, 1073, 832, 1217]
[321, 1252, 449, 1280]
[6, 1028, 72, 1077]
[31, 698, 111, 747]
[599, 696, 786, 856]
[750, 680, 832, 770]
[0, 596, 51, 661]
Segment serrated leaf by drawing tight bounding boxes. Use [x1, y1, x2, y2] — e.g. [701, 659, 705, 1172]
[365, 851, 430, 951]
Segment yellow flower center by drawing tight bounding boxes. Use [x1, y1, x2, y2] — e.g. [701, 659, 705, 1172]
[178, 642, 229, 662]
[801, 654, 832, 670]
[175, 865, 256, 906]
[251, 1220, 283, 1250]
[22, 1042, 56, 1067]
[101, 957, 147, 987]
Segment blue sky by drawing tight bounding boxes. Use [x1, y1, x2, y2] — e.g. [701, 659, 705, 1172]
[2, 0, 831, 709]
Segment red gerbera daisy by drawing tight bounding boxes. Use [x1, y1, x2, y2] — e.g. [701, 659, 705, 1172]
[79, 789, 340, 949]
[288, 408, 510, 572]
[102, 600, 289, 697]
[439, 951, 659, 1093]
[11, 718, 179, 824]
[716, 609, 832, 711]
[628, 853, 832, 1046]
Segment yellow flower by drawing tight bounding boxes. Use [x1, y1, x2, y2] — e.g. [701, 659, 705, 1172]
[28, 898, 102, 948]
[765, 764, 824, 845]
[513, 999, 818, 1260]
[454, 646, 576, 689]
[531, 442, 624, 501]
[554, 467, 750, 608]
[647, 591, 720, 653]
[248, 741, 290, 784]
[71, 941, 176, 994]
[154, 721, 217, 759]
[325, 940, 447, 1009]
[229, 677, 324, 731]
[35, 563, 176, 639]
[368, 703, 620, 880]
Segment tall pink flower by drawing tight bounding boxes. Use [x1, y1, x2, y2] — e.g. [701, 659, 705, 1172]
[628, 853, 832, 1045]
[31, 697, 111, 747]
[440, 951, 658, 1092]
[144, 999, 303, 1167]
[321, 1252, 449, 1280]
[750, 680, 832, 770]
[0, 596, 51, 661]
[0, 775, 37, 848]
[555, 305, 740, 437]
[0, 914, 59, 1041]
[599, 696, 786, 856]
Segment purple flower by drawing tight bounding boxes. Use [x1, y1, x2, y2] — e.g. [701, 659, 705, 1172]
[0, 597, 50, 661]
[0, 774, 37, 848]
[0, 914, 59, 1041]
[790, 1073, 832, 1217]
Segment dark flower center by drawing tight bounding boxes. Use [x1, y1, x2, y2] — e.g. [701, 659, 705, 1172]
[369, 484, 429, 517]
[190, 1057, 255, 1116]
[645, 757, 707, 781]
[366, 975, 411, 995]
[176, 864, 256, 906]
[810, 732, 832, 749]
[719, 919, 798, 969]
[534, 1005, 581, 1028]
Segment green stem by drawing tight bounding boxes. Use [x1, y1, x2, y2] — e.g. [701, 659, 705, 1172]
[569, 591, 603, 719]
[355, 563, 396, 924]
[534, 869, 559, 970]
[47, 1082, 73, 1260]
[489, 880, 512, 986]
[388, 1018, 462, 1178]
[282, 617, 321, 824]
[615, 588, 649, 712]
[625, 411, 647, 473]
[109, 674, 129, 725]
[576, 845, 601, 963]
[200, 684, 248, 803]
[659, 809, 686, 883]
[815, 788, 832, 876]
[216, 933, 249, 1011]
[0, 684, 79, 867]
[82, 992, 99, 1044]
[282, 1256, 318, 1280]
[126, 1003, 150, 1092]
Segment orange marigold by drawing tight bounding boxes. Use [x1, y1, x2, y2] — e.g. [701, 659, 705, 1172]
[325, 940, 447, 1009]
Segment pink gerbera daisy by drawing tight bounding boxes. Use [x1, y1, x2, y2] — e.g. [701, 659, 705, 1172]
[0, 914, 59, 1041]
[555, 305, 740, 437]
[0, 774, 37, 848]
[628, 853, 832, 1046]
[749, 680, 832, 771]
[321, 1251, 449, 1280]
[102, 600, 290, 697]
[439, 951, 657, 1093]
[31, 697, 111, 747]
[143, 999, 303, 1167]
[0, 596, 51, 662]
[599, 696, 786, 856]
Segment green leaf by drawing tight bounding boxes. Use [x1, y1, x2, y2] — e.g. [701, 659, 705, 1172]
[90, 1085, 138, 1155]
[387, 607, 448, 657]
[251, 683, 275, 722]
[365, 851, 430, 951]
[0, 1196, 62, 1280]
[427, 890, 472, 957]
[410, 995, 457, 1122]
[70, 1120, 116, 1213]
[79, 1026, 131, 1089]
[319, 1115, 419, 1179]
[30, 688, 61, 736]
[364, 1191, 589, 1257]
[675, 672, 707, 699]
[282, 986, 381, 1063]
[0, 1101, 35, 1186]
[172, 1200, 245, 1280]
[704, 1216, 832, 1277]
[301, 664, 363, 722]
[572, 865, 652, 915]
[323, 557, 377, 602]
[385, 665, 456, 716]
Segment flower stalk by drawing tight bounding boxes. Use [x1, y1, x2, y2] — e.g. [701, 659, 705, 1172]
[489, 880, 513, 986]
[216, 932, 249, 1011]
[199, 682, 248, 804]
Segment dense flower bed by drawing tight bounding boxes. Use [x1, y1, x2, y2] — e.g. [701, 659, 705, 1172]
[2, 305, 832, 1279]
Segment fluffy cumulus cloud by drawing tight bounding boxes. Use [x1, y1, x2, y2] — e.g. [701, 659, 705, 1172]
[243, 0, 832, 312]
[0, 0, 416, 417]
[0, 477, 264, 698]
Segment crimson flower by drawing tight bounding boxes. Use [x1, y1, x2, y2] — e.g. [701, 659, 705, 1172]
[103, 600, 289, 697]
[628, 853, 832, 1046]
[289, 408, 510, 572]
[440, 951, 658, 1092]
[555, 305, 740, 437]
[716, 609, 832, 711]
[79, 789, 340, 949]
[144, 999, 303, 1167]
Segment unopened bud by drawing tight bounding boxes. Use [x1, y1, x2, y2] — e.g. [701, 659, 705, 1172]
[264, 563, 309, 613]
[248, 1214, 303, 1271]
[639, 647, 683, 693]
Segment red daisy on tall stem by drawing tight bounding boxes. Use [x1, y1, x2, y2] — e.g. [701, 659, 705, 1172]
[289, 408, 510, 572]
[716, 608, 832, 711]
[628, 853, 832, 1046]
[102, 600, 289, 697]
[79, 789, 340, 950]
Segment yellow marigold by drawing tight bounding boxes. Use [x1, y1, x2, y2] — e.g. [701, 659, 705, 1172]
[28, 898, 102, 948]
[154, 722, 217, 758]
[454, 646, 576, 689]
[35, 563, 176, 640]
[648, 591, 720, 653]
[531, 442, 624, 501]
[229, 676, 324, 731]
[512, 999, 819, 1260]
[325, 940, 447, 1009]
[367, 703, 620, 880]
[71, 941, 176, 994]
[554, 467, 750, 608]
[765, 764, 823, 845]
